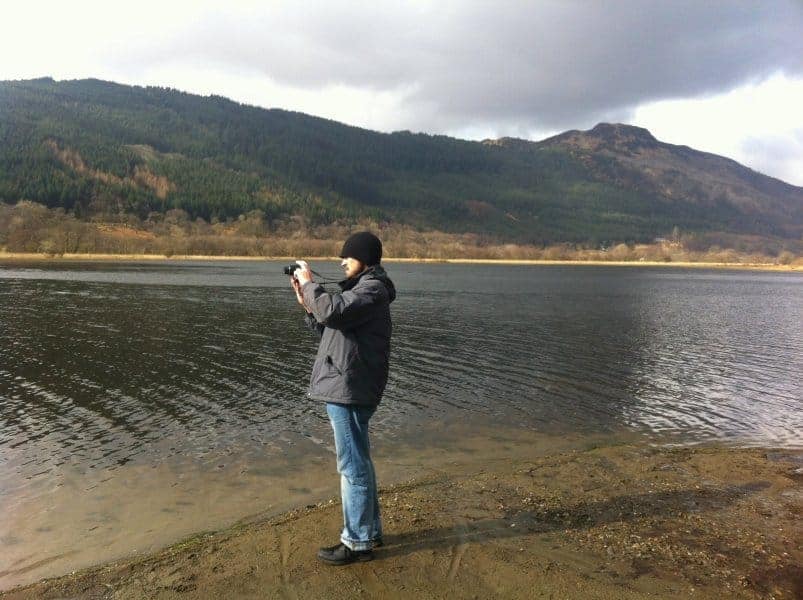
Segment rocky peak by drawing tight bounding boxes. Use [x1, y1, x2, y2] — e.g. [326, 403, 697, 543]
[540, 122, 662, 154]
[588, 123, 658, 146]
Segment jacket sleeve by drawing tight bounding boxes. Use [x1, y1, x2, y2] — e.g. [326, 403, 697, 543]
[303, 311, 325, 338]
[302, 281, 385, 330]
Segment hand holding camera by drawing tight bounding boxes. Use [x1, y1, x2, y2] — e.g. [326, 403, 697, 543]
[286, 260, 312, 307]
[292, 260, 312, 285]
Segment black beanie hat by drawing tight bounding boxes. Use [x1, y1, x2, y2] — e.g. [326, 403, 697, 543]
[340, 231, 383, 266]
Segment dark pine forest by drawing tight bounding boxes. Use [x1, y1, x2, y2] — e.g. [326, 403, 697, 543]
[1, 77, 802, 255]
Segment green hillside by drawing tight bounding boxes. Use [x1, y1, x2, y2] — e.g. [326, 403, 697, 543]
[1, 77, 801, 246]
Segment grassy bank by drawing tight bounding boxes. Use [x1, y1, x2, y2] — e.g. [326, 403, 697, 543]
[2, 202, 801, 267]
[0, 251, 800, 271]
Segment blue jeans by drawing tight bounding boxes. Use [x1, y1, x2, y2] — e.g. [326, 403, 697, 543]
[326, 402, 382, 551]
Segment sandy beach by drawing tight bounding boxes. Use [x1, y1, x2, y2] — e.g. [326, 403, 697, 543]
[0, 251, 798, 271]
[2, 437, 800, 600]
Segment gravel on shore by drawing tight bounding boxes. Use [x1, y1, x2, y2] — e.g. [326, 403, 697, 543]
[2, 441, 800, 600]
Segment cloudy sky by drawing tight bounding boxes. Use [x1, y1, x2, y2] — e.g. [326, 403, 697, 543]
[3, 0, 803, 184]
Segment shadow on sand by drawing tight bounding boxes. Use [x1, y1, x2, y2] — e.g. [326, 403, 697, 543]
[375, 481, 771, 560]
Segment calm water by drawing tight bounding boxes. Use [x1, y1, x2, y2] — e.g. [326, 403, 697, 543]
[1, 261, 801, 587]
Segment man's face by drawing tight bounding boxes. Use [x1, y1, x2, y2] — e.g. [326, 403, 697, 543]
[341, 257, 365, 279]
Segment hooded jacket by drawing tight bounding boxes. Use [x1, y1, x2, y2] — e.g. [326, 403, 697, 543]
[301, 265, 396, 406]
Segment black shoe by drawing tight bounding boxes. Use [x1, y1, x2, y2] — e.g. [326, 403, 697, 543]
[317, 543, 373, 565]
[372, 537, 383, 548]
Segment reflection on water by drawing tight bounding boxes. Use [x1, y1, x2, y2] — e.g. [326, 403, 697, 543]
[0, 261, 801, 589]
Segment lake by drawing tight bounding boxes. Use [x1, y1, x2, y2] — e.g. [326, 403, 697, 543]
[1, 260, 801, 588]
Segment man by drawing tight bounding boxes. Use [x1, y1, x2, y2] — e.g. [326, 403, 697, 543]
[289, 231, 396, 565]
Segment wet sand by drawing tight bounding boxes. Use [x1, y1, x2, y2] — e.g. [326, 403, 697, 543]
[3, 438, 800, 599]
[0, 252, 798, 270]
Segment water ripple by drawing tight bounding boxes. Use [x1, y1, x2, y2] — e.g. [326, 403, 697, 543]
[1, 263, 801, 491]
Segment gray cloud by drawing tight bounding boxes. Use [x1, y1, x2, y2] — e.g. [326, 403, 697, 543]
[741, 129, 803, 184]
[115, 1, 803, 133]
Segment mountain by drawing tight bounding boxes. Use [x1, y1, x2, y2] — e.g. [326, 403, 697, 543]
[538, 123, 801, 230]
[1, 77, 801, 247]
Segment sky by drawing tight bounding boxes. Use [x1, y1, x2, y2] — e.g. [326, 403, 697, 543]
[3, 0, 803, 185]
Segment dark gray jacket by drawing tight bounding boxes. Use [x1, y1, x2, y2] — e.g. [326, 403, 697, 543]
[301, 265, 396, 406]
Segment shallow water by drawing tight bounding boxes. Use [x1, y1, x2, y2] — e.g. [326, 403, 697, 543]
[1, 260, 801, 588]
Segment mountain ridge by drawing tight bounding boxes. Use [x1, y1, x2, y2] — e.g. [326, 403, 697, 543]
[1, 77, 801, 248]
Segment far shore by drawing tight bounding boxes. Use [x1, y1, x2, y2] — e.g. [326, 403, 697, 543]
[0, 252, 799, 271]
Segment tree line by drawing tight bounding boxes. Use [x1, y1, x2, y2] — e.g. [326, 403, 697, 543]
[2, 201, 798, 265]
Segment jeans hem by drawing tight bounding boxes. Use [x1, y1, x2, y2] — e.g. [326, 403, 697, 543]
[341, 537, 373, 552]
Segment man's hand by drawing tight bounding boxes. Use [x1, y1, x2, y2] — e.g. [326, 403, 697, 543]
[290, 260, 312, 309]
[290, 276, 306, 307]
[294, 260, 313, 286]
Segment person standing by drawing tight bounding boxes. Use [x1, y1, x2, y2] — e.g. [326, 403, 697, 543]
[289, 231, 396, 565]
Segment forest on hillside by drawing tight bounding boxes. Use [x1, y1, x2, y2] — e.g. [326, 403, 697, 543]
[1, 78, 802, 258]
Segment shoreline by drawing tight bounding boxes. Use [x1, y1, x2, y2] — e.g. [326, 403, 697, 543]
[0, 251, 798, 271]
[3, 440, 800, 599]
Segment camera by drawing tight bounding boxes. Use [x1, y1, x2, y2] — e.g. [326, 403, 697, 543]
[283, 264, 300, 276]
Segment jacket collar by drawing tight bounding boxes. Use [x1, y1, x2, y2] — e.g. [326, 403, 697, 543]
[338, 265, 374, 291]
